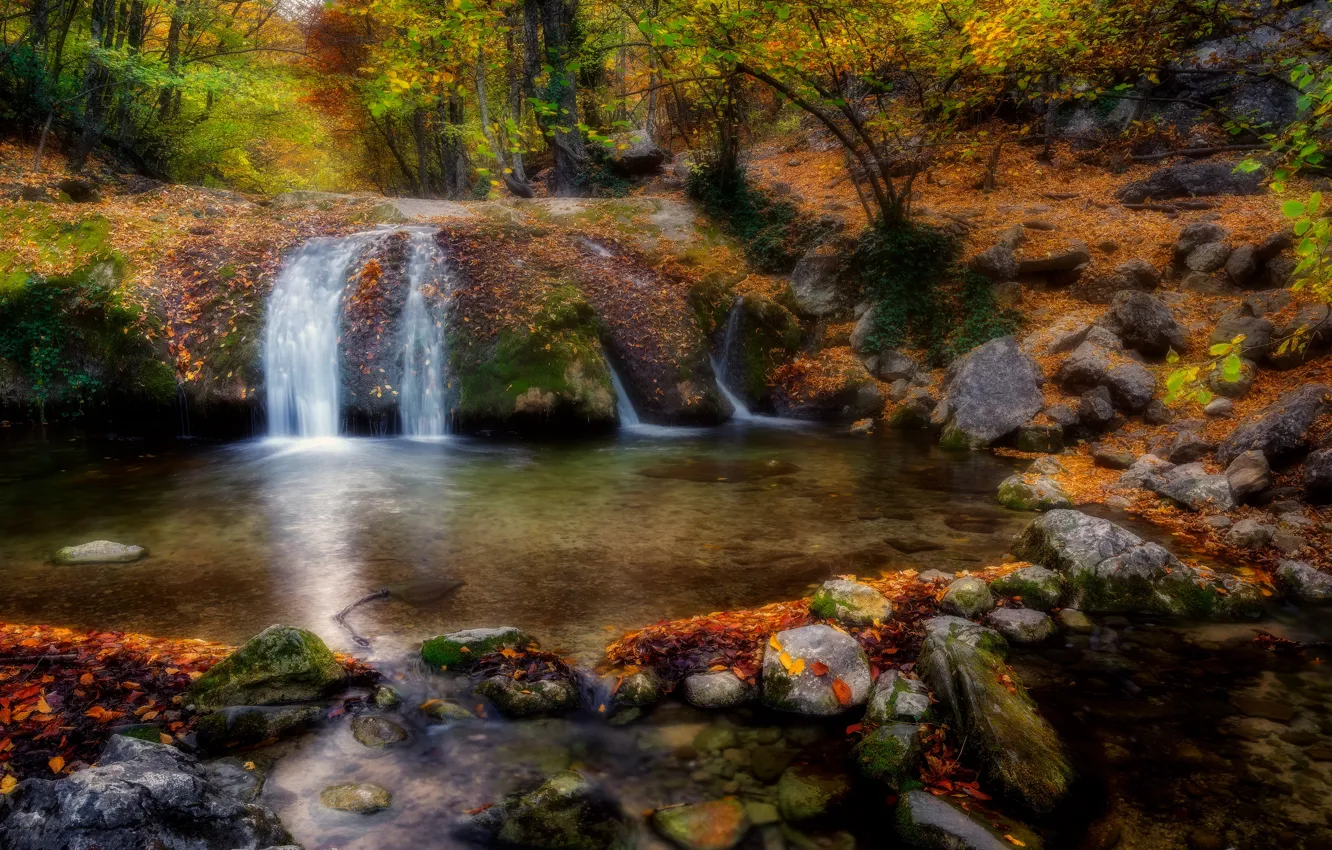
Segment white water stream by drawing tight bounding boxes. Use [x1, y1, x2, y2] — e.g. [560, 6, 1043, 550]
[606, 357, 641, 426]
[399, 230, 450, 437]
[714, 297, 756, 419]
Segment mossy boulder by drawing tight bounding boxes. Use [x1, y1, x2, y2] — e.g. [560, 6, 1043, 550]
[809, 579, 892, 627]
[851, 722, 924, 791]
[895, 789, 1043, 850]
[940, 577, 994, 619]
[775, 765, 853, 822]
[997, 475, 1072, 512]
[917, 618, 1071, 812]
[476, 676, 581, 717]
[350, 715, 408, 748]
[194, 704, 320, 751]
[421, 626, 533, 671]
[714, 294, 802, 409]
[762, 625, 872, 715]
[614, 669, 666, 707]
[865, 671, 933, 725]
[321, 782, 391, 814]
[187, 626, 346, 712]
[458, 771, 633, 850]
[652, 799, 750, 850]
[990, 567, 1064, 611]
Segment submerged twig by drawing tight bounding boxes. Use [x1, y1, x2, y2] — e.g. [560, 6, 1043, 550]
[335, 590, 390, 648]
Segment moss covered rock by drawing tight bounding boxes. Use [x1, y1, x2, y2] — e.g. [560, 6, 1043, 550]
[187, 626, 346, 711]
[997, 475, 1072, 512]
[614, 669, 666, 707]
[851, 722, 924, 791]
[421, 626, 533, 671]
[350, 715, 408, 748]
[775, 765, 853, 822]
[990, 567, 1065, 611]
[194, 704, 320, 751]
[865, 671, 933, 725]
[761, 625, 871, 715]
[917, 618, 1071, 812]
[940, 577, 994, 619]
[652, 799, 750, 850]
[476, 676, 580, 717]
[809, 579, 892, 627]
[420, 698, 476, 723]
[459, 771, 632, 850]
[714, 294, 802, 410]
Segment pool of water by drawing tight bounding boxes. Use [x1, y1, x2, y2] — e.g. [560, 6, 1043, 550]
[0, 423, 1028, 662]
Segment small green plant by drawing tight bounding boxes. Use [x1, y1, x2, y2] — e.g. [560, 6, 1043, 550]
[1163, 335, 1245, 406]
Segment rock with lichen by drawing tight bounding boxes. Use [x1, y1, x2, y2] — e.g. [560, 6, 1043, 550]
[809, 579, 892, 626]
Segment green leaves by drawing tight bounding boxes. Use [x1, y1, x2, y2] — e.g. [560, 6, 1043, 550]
[1283, 199, 1307, 219]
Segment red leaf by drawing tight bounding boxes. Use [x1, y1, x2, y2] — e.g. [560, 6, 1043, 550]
[810, 661, 830, 677]
[831, 678, 852, 706]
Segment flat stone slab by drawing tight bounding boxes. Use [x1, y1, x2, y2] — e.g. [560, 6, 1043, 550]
[54, 540, 144, 564]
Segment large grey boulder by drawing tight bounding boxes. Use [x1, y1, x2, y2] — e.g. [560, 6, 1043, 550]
[1054, 334, 1156, 412]
[1217, 384, 1331, 466]
[1011, 510, 1261, 618]
[456, 771, 631, 850]
[187, 625, 346, 711]
[608, 130, 668, 175]
[895, 789, 1044, 850]
[53, 540, 144, 564]
[1145, 462, 1236, 512]
[789, 241, 851, 318]
[0, 736, 290, 850]
[1096, 291, 1186, 357]
[761, 624, 872, 715]
[1275, 560, 1332, 605]
[916, 618, 1071, 812]
[939, 336, 1044, 448]
[1116, 161, 1263, 204]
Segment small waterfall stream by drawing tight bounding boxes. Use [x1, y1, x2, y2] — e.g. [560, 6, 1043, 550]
[714, 297, 756, 419]
[606, 357, 641, 426]
[265, 234, 375, 438]
[399, 230, 450, 437]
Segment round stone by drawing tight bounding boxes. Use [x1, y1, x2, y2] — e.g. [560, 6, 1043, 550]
[350, 715, 408, 748]
[320, 782, 391, 813]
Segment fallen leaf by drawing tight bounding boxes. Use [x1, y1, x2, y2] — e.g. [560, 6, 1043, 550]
[48, 755, 64, 774]
[1004, 836, 1026, 847]
[810, 661, 830, 676]
[831, 678, 852, 706]
[0, 775, 16, 795]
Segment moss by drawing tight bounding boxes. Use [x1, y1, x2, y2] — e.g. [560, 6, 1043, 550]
[187, 626, 346, 711]
[991, 568, 1064, 611]
[421, 627, 532, 670]
[775, 766, 853, 822]
[737, 296, 802, 401]
[0, 207, 113, 296]
[851, 723, 921, 791]
[807, 595, 837, 620]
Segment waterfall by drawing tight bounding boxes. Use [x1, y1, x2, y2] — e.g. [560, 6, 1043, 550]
[265, 234, 375, 438]
[606, 357, 641, 426]
[399, 230, 449, 437]
[715, 297, 756, 420]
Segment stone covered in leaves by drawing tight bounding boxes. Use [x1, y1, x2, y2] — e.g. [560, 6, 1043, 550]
[775, 765, 853, 822]
[996, 474, 1072, 511]
[421, 626, 533, 671]
[917, 617, 1071, 813]
[1012, 510, 1262, 618]
[894, 788, 1044, 850]
[321, 782, 392, 813]
[761, 624, 871, 715]
[989, 566, 1064, 611]
[808, 579, 892, 626]
[0, 736, 291, 850]
[851, 721, 924, 791]
[652, 799, 750, 850]
[456, 771, 632, 850]
[865, 670, 933, 725]
[475, 675, 580, 717]
[940, 577, 995, 619]
[187, 625, 346, 711]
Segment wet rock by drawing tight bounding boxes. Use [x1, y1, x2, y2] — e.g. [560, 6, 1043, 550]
[1218, 384, 1331, 466]
[683, 672, 754, 709]
[775, 766, 853, 821]
[1054, 335, 1156, 413]
[187, 625, 346, 711]
[195, 704, 320, 751]
[1012, 510, 1261, 618]
[917, 618, 1071, 812]
[1056, 609, 1093, 634]
[1092, 444, 1135, 470]
[1304, 448, 1332, 504]
[421, 626, 533, 671]
[652, 799, 749, 850]
[983, 609, 1055, 644]
[53, 540, 144, 564]
[1016, 241, 1092, 275]
[762, 624, 872, 715]
[373, 685, 402, 708]
[996, 475, 1072, 511]
[1097, 291, 1185, 357]
[1275, 560, 1332, 604]
[894, 789, 1044, 850]
[1225, 518, 1275, 550]
[0, 736, 289, 850]
[420, 699, 476, 723]
[615, 668, 666, 707]
[940, 577, 995, 619]
[1210, 314, 1274, 360]
[939, 336, 1045, 449]
[969, 245, 1019, 281]
[475, 676, 580, 717]
[851, 722, 924, 791]
[1204, 398, 1233, 418]
[1147, 463, 1235, 512]
[351, 715, 408, 748]
[866, 671, 934, 725]
[457, 771, 630, 850]
[1116, 161, 1263, 204]
[1204, 358, 1257, 399]
[990, 566, 1064, 611]
[809, 579, 892, 626]
[321, 782, 392, 813]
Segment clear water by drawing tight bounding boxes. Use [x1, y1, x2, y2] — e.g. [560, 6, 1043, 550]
[399, 230, 450, 438]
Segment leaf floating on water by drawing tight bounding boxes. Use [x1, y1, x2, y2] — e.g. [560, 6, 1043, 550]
[1004, 836, 1026, 847]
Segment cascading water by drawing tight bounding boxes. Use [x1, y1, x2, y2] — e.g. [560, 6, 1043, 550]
[713, 297, 756, 420]
[606, 357, 642, 426]
[399, 230, 450, 437]
[265, 234, 376, 438]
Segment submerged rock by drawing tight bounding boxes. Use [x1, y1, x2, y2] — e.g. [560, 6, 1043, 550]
[996, 474, 1072, 511]
[0, 736, 290, 850]
[683, 671, 754, 708]
[321, 782, 392, 813]
[351, 715, 409, 748]
[983, 609, 1055, 644]
[422, 626, 533, 671]
[1011, 510, 1261, 618]
[989, 566, 1064, 611]
[53, 540, 145, 564]
[457, 771, 631, 850]
[851, 722, 924, 791]
[652, 799, 749, 850]
[865, 670, 933, 725]
[475, 676, 580, 718]
[940, 577, 995, 619]
[809, 579, 892, 626]
[916, 618, 1071, 812]
[421, 699, 476, 723]
[939, 336, 1045, 449]
[187, 625, 346, 711]
[776, 765, 853, 821]
[762, 624, 871, 715]
[895, 789, 1044, 850]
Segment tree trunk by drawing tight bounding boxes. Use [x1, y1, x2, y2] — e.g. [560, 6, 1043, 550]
[72, 0, 111, 172]
[412, 107, 430, 196]
[536, 0, 584, 196]
[158, 0, 184, 121]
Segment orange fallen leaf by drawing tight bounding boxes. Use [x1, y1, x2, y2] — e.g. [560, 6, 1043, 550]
[48, 756, 64, 774]
[78, 673, 94, 686]
[831, 678, 852, 706]
[0, 775, 16, 795]
[810, 661, 830, 677]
